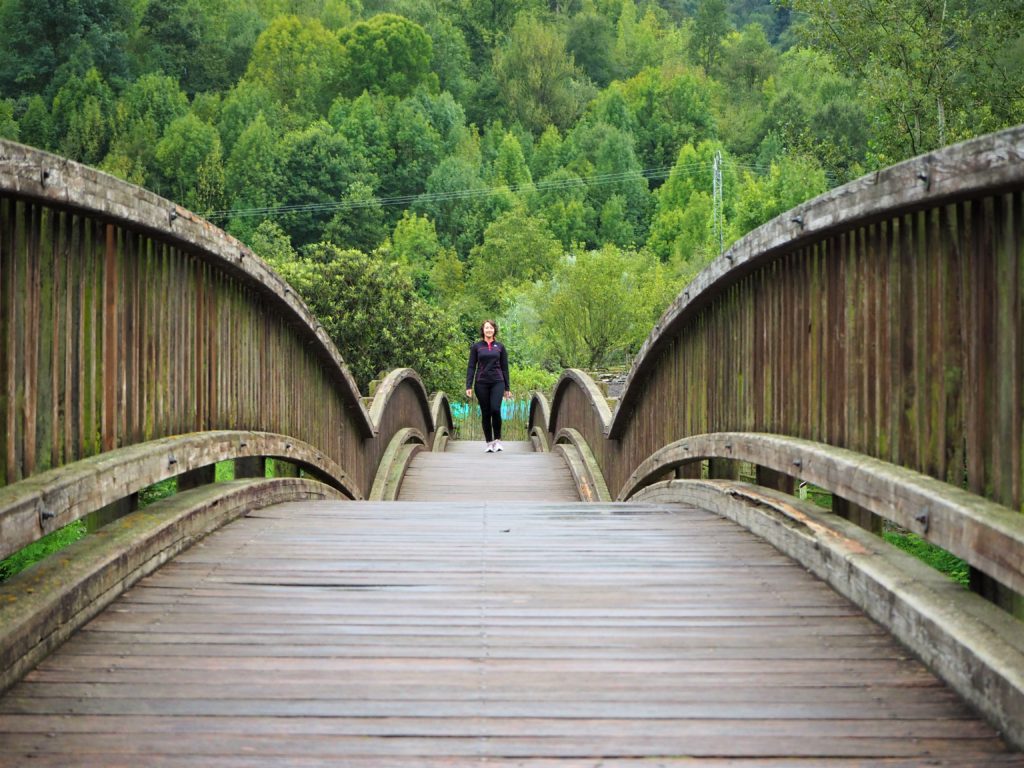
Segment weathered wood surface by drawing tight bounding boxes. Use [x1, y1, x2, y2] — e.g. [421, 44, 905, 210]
[0, 499, 1019, 766]
[0, 478, 344, 695]
[0, 141, 445, 512]
[616, 432, 1024, 595]
[398, 440, 580, 501]
[537, 125, 1024, 516]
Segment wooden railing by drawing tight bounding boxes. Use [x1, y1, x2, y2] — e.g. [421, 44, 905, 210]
[0, 138, 450, 558]
[533, 124, 1023, 564]
[530, 126, 1024, 746]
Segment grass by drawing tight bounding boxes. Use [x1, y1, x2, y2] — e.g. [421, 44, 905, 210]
[0, 519, 88, 582]
[883, 527, 970, 586]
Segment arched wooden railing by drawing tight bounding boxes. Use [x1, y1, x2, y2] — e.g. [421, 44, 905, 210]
[0, 140, 451, 689]
[530, 125, 1024, 747]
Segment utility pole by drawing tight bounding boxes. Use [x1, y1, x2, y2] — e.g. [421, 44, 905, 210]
[712, 150, 724, 257]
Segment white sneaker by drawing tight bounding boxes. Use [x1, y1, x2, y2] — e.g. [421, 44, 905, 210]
[485, 441, 495, 453]
[494, 440, 504, 452]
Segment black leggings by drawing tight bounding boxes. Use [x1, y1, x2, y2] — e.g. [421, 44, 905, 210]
[474, 380, 504, 442]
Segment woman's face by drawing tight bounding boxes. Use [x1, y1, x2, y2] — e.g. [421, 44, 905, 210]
[483, 322, 495, 339]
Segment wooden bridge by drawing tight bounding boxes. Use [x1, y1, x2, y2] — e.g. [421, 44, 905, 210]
[0, 128, 1023, 765]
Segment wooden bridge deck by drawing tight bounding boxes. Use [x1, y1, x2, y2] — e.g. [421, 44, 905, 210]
[0, 444, 1020, 766]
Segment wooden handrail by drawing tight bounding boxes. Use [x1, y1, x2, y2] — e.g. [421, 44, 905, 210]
[0, 139, 452, 555]
[532, 124, 1024, 605]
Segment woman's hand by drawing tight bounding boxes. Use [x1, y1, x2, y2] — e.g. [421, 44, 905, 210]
[504, 390, 512, 400]
[465, 388, 473, 399]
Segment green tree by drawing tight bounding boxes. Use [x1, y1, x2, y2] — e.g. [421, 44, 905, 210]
[782, 0, 1024, 161]
[689, 0, 731, 72]
[248, 218, 297, 263]
[135, 0, 203, 88]
[388, 210, 443, 297]
[155, 113, 225, 214]
[102, 74, 190, 187]
[712, 25, 778, 158]
[414, 155, 489, 257]
[269, 243, 465, 393]
[530, 125, 565, 180]
[489, 131, 533, 188]
[224, 112, 282, 242]
[492, 14, 592, 134]
[0, 100, 17, 141]
[732, 153, 828, 236]
[605, 66, 717, 172]
[567, 12, 616, 88]
[218, 81, 287, 159]
[468, 206, 563, 313]
[613, 0, 667, 78]
[339, 14, 435, 98]
[0, 0, 134, 99]
[18, 96, 52, 150]
[523, 245, 674, 368]
[760, 47, 868, 182]
[244, 15, 345, 118]
[51, 68, 113, 165]
[531, 168, 595, 249]
[324, 181, 389, 252]
[270, 121, 372, 246]
[565, 121, 652, 243]
[647, 140, 736, 265]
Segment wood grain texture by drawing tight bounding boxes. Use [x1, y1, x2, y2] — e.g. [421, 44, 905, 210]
[398, 441, 579, 501]
[0, 497, 1018, 765]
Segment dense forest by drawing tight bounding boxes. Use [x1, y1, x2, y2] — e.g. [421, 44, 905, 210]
[1, 0, 1021, 395]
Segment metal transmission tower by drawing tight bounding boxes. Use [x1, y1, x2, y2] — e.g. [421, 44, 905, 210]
[712, 150, 724, 257]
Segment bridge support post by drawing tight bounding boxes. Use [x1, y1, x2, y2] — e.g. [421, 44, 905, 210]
[235, 457, 265, 479]
[970, 569, 1024, 618]
[272, 460, 300, 478]
[85, 495, 138, 532]
[707, 458, 740, 480]
[177, 465, 216, 491]
[832, 497, 881, 534]
[756, 466, 795, 494]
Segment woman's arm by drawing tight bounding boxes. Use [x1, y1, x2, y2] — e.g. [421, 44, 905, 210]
[500, 345, 511, 394]
[465, 343, 478, 395]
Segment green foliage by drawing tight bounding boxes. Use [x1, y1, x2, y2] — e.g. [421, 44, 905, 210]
[883, 530, 969, 587]
[468, 207, 563, 313]
[732, 153, 828, 235]
[520, 245, 676, 369]
[782, 0, 1024, 162]
[269, 120, 371, 246]
[52, 68, 114, 165]
[566, 12, 616, 88]
[0, 99, 17, 141]
[268, 242, 465, 393]
[689, 0, 731, 71]
[3, 0, 1019, 412]
[244, 15, 345, 118]
[492, 14, 593, 134]
[338, 13, 435, 98]
[224, 112, 282, 241]
[155, 113, 225, 214]
[0, 0, 134, 99]
[18, 95, 52, 150]
[0, 521, 87, 583]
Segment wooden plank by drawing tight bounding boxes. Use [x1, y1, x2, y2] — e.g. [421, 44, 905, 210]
[0, 497, 1014, 764]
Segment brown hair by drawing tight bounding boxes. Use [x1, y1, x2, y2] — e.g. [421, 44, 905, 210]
[479, 319, 499, 339]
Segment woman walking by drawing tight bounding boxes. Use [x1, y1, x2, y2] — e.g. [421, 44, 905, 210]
[465, 319, 511, 452]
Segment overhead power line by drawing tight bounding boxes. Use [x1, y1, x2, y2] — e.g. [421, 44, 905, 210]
[204, 158, 789, 223]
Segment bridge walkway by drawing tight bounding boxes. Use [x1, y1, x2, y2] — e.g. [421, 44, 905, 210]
[0, 443, 1019, 765]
